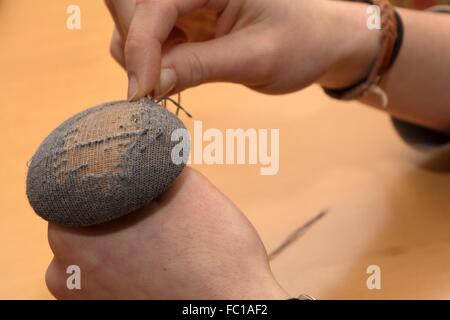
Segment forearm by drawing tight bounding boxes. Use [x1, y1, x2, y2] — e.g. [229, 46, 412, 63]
[379, 8, 450, 134]
[319, 2, 450, 134]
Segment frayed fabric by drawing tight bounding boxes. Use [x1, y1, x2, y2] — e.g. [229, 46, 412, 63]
[26, 98, 189, 227]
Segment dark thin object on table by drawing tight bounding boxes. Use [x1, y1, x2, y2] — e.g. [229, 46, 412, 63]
[269, 209, 328, 261]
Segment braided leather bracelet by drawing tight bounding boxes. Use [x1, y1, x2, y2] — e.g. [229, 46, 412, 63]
[322, 0, 403, 107]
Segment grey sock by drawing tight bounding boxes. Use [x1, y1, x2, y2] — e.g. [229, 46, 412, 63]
[26, 97, 189, 227]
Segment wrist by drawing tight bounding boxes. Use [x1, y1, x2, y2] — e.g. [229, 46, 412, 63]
[252, 279, 290, 300]
[240, 281, 290, 300]
[318, 0, 381, 89]
[222, 273, 290, 300]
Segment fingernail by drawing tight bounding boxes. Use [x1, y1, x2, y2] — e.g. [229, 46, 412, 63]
[155, 68, 177, 98]
[127, 73, 139, 101]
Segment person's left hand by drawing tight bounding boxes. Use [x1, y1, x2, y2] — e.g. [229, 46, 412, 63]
[45, 168, 289, 299]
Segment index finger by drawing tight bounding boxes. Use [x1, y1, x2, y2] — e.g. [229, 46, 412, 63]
[121, 0, 230, 100]
[105, 0, 135, 39]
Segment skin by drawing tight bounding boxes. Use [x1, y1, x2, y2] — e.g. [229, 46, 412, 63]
[46, 0, 450, 299]
[107, 0, 450, 133]
[46, 168, 289, 299]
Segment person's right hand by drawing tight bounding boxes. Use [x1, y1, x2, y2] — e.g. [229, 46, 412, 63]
[106, 0, 377, 100]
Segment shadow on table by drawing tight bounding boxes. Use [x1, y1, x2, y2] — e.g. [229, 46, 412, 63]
[419, 145, 450, 173]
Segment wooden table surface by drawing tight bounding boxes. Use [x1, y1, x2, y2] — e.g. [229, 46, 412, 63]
[1, 0, 449, 299]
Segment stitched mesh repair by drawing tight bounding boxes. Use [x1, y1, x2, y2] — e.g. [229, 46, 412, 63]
[55, 102, 149, 181]
[26, 98, 189, 227]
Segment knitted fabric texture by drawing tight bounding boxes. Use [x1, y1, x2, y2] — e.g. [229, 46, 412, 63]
[26, 98, 189, 227]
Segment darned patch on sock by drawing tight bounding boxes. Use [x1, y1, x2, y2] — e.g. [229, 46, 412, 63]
[26, 97, 189, 227]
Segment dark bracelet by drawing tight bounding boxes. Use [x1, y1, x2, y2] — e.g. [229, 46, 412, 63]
[387, 10, 404, 70]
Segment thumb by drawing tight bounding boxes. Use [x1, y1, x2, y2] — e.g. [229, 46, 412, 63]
[156, 32, 273, 96]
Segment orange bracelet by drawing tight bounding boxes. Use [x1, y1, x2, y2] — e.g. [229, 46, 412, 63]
[322, 0, 402, 107]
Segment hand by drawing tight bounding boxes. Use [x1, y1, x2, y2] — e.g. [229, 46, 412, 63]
[106, 0, 379, 100]
[45, 168, 289, 299]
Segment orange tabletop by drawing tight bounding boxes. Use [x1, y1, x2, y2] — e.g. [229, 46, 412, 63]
[0, 0, 449, 299]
